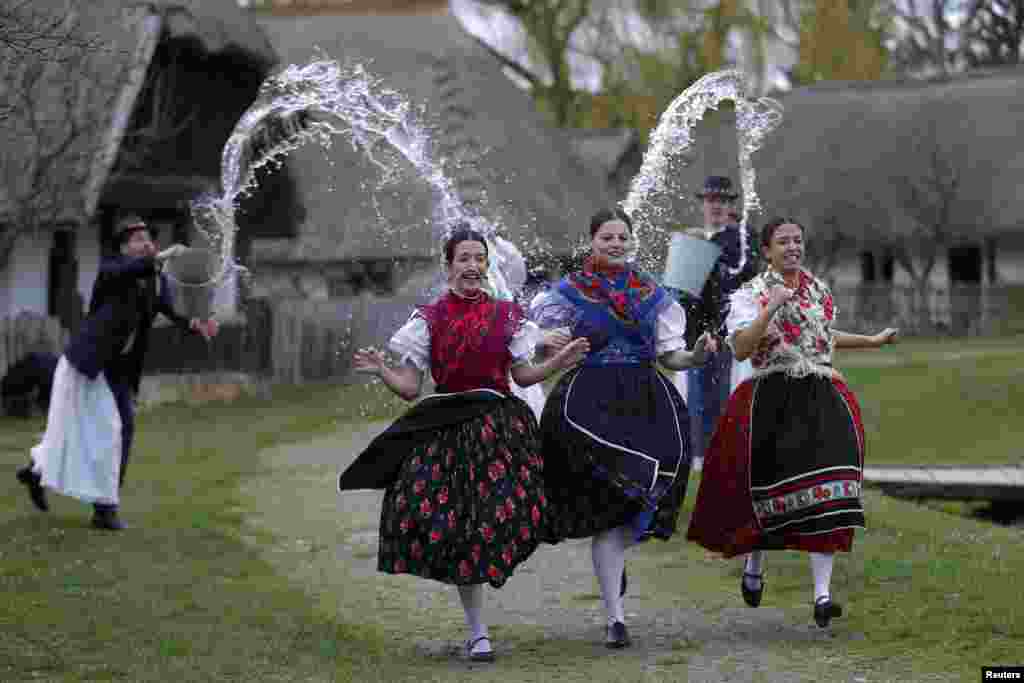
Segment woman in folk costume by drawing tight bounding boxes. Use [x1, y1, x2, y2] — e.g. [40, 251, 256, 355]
[16, 215, 218, 530]
[686, 218, 898, 627]
[532, 208, 716, 649]
[338, 228, 588, 662]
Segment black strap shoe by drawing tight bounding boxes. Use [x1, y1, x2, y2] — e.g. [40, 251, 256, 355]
[605, 621, 631, 649]
[741, 571, 764, 607]
[813, 597, 842, 628]
[16, 465, 48, 511]
[91, 505, 125, 531]
[465, 636, 495, 663]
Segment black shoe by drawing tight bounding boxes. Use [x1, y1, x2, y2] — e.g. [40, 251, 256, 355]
[91, 505, 125, 531]
[741, 572, 764, 608]
[813, 597, 842, 628]
[620, 565, 628, 597]
[605, 621, 631, 649]
[465, 636, 495, 663]
[16, 465, 48, 511]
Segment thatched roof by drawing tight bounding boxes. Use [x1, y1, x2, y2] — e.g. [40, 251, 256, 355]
[0, 0, 275, 234]
[668, 67, 1024, 249]
[566, 128, 640, 183]
[248, 8, 612, 263]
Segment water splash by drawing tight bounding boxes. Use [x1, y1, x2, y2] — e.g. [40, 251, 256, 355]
[181, 57, 521, 305]
[621, 70, 784, 276]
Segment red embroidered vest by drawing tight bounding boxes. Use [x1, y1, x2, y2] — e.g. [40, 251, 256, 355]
[418, 291, 523, 394]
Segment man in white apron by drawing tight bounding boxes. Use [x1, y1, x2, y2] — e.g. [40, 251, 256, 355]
[16, 215, 218, 530]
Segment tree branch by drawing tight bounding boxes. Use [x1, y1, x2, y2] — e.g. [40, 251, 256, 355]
[467, 32, 543, 88]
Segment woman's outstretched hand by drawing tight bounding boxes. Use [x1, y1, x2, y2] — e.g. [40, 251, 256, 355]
[540, 327, 572, 351]
[353, 347, 388, 375]
[552, 337, 590, 370]
[873, 328, 899, 347]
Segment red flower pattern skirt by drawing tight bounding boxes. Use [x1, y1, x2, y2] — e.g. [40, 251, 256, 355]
[375, 395, 547, 588]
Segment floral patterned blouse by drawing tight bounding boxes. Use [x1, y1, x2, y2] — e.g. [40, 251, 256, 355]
[725, 267, 838, 378]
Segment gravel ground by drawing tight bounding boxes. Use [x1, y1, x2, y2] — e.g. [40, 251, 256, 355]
[241, 422, 873, 683]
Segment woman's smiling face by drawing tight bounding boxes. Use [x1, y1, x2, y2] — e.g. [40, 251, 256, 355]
[448, 239, 488, 295]
[763, 222, 804, 274]
[591, 219, 631, 268]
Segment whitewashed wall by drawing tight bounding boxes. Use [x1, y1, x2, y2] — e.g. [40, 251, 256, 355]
[0, 226, 104, 319]
[1, 230, 49, 317]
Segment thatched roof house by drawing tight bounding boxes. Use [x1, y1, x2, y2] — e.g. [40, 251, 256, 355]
[665, 67, 1024, 285]
[246, 3, 613, 298]
[0, 0, 277, 323]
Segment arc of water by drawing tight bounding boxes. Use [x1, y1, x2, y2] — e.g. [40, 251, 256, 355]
[186, 56, 522, 306]
[621, 69, 784, 277]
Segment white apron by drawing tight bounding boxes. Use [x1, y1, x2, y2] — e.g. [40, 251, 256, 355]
[31, 356, 123, 505]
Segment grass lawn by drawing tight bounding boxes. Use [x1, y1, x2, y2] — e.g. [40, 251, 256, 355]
[837, 334, 1024, 466]
[1, 337, 1022, 682]
[0, 381, 406, 683]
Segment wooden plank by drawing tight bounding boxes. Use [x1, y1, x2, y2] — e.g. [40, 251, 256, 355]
[863, 466, 1024, 502]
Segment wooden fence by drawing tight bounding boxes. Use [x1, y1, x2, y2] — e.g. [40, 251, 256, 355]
[145, 294, 420, 384]
[831, 284, 1014, 336]
[267, 294, 419, 384]
[4, 284, 1016, 389]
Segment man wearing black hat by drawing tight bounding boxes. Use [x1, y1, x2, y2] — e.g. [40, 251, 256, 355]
[15, 215, 219, 530]
[676, 176, 759, 464]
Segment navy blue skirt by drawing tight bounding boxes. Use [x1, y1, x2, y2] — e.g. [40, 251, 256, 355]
[540, 363, 691, 542]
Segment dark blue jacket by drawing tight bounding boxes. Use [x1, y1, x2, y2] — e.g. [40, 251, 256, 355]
[64, 255, 194, 394]
[679, 224, 760, 348]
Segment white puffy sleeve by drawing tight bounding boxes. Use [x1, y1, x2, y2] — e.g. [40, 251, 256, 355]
[388, 312, 430, 370]
[529, 288, 573, 330]
[655, 300, 688, 355]
[725, 286, 759, 352]
[509, 320, 538, 366]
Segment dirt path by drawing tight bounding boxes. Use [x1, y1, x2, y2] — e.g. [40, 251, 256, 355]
[241, 422, 873, 683]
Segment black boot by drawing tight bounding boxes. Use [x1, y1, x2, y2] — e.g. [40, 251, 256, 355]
[92, 504, 125, 531]
[16, 465, 48, 511]
[813, 597, 842, 628]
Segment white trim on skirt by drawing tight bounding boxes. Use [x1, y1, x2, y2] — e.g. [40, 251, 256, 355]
[30, 356, 123, 505]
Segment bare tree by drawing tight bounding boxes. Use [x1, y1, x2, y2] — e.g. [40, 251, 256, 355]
[0, 6, 118, 270]
[962, 0, 1024, 65]
[890, 113, 961, 287]
[0, 0, 99, 58]
[469, 0, 594, 127]
[883, 0, 969, 77]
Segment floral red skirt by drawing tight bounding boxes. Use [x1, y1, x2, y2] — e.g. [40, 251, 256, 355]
[349, 391, 547, 588]
[686, 373, 866, 557]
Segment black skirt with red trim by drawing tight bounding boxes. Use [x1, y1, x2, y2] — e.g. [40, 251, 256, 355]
[686, 372, 866, 557]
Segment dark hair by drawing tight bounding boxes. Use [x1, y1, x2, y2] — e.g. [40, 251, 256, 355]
[760, 217, 804, 250]
[115, 214, 150, 245]
[589, 208, 632, 237]
[443, 226, 488, 265]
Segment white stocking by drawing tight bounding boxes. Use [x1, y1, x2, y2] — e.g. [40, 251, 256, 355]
[743, 551, 765, 590]
[457, 584, 490, 652]
[592, 526, 630, 625]
[809, 552, 834, 602]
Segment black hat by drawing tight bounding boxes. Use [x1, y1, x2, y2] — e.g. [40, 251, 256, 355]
[695, 176, 739, 201]
[114, 214, 149, 244]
